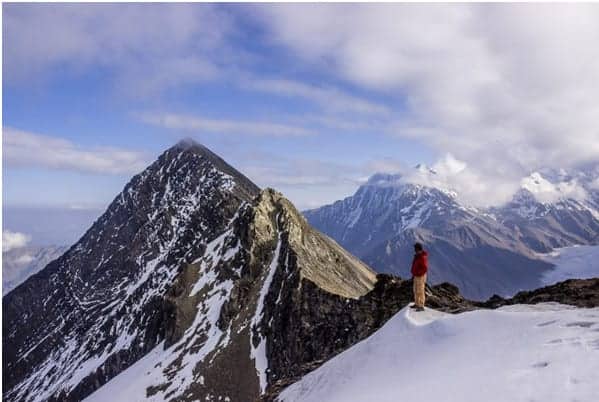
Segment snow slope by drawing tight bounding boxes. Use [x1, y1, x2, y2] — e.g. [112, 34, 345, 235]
[540, 245, 599, 286]
[279, 304, 599, 402]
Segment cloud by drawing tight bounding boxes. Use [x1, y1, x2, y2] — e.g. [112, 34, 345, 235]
[3, 230, 31, 252]
[139, 112, 315, 137]
[521, 172, 588, 204]
[237, 152, 411, 209]
[255, 3, 599, 206]
[241, 77, 390, 117]
[242, 160, 361, 188]
[399, 154, 519, 206]
[3, 3, 231, 94]
[3, 127, 149, 174]
[14, 254, 35, 265]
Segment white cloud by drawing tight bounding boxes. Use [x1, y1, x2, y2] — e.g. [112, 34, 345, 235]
[256, 3, 599, 206]
[400, 154, 519, 206]
[3, 230, 31, 252]
[521, 172, 588, 204]
[139, 112, 315, 137]
[3, 127, 149, 174]
[241, 77, 390, 116]
[242, 161, 360, 188]
[3, 4, 231, 94]
[14, 254, 35, 265]
[364, 158, 406, 176]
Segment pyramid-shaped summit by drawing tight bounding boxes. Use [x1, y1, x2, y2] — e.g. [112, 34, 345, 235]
[3, 140, 260, 401]
[171, 138, 258, 194]
[4, 141, 392, 402]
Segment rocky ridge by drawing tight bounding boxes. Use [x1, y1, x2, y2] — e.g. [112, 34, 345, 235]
[5, 141, 597, 402]
[3, 141, 260, 401]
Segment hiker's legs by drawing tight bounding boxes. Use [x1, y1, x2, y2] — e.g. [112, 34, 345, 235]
[413, 274, 427, 308]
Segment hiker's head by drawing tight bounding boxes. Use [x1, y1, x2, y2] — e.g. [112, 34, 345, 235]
[414, 242, 423, 253]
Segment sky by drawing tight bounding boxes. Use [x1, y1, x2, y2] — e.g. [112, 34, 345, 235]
[3, 3, 599, 242]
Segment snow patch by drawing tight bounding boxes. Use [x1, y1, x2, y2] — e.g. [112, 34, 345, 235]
[280, 304, 599, 402]
[540, 245, 599, 286]
[250, 216, 282, 395]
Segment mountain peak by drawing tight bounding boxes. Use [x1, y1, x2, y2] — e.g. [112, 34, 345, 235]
[155, 139, 260, 200]
[167, 138, 220, 161]
[365, 172, 402, 186]
[521, 171, 554, 194]
[414, 163, 437, 175]
[254, 187, 376, 298]
[173, 136, 202, 150]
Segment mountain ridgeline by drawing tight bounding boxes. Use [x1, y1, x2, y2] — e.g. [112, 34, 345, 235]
[4, 141, 260, 401]
[304, 171, 599, 300]
[4, 142, 598, 402]
[4, 142, 473, 402]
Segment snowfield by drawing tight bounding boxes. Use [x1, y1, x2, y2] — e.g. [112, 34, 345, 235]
[541, 245, 599, 286]
[278, 304, 599, 402]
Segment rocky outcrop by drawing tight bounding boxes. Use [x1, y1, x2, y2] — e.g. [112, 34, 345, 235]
[480, 278, 599, 309]
[260, 273, 474, 402]
[263, 276, 599, 402]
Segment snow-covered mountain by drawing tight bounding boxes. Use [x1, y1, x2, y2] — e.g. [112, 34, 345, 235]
[304, 173, 553, 300]
[303, 173, 468, 257]
[6, 141, 461, 402]
[540, 245, 599, 286]
[493, 171, 599, 251]
[4, 140, 263, 401]
[3, 245, 68, 294]
[278, 302, 599, 402]
[304, 167, 599, 300]
[6, 142, 598, 402]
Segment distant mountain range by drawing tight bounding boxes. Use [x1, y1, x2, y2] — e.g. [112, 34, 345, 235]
[3, 245, 68, 294]
[4, 140, 599, 402]
[305, 168, 599, 300]
[491, 171, 599, 252]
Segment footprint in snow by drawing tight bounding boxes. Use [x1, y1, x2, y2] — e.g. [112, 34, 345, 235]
[565, 321, 595, 328]
[536, 319, 558, 327]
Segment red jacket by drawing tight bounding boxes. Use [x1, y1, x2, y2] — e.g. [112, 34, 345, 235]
[411, 251, 428, 277]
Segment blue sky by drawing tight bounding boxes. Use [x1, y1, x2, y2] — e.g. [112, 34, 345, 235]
[4, 3, 599, 219]
[3, 3, 438, 213]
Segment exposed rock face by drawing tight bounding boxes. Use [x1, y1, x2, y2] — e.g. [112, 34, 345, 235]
[3, 141, 260, 402]
[263, 276, 599, 402]
[304, 173, 553, 300]
[261, 274, 474, 402]
[81, 186, 382, 402]
[4, 142, 389, 402]
[480, 278, 599, 309]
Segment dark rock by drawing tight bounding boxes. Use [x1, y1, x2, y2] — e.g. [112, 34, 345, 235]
[3, 141, 259, 401]
[478, 278, 599, 309]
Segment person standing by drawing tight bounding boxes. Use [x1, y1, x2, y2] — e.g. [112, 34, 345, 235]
[410, 242, 428, 311]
